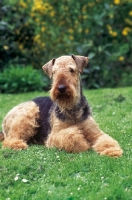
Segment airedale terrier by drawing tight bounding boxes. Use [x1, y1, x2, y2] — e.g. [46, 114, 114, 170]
[1, 55, 123, 157]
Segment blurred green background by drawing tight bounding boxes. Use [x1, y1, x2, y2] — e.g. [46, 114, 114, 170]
[0, 0, 132, 93]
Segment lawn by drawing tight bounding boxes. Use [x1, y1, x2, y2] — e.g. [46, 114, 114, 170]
[0, 87, 132, 200]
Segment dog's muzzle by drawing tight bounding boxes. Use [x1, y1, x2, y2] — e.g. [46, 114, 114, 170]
[58, 85, 66, 94]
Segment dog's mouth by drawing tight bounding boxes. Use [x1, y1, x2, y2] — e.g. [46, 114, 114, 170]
[56, 92, 72, 100]
[50, 83, 78, 109]
[55, 93, 75, 109]
[51, 84, 72, 99]
[55, 88, 73, 101]
[50, 87, 76, 109]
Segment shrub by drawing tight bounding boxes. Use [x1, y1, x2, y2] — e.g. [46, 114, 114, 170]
[0, 0, 36, 69]
[0, 65, 49, 93]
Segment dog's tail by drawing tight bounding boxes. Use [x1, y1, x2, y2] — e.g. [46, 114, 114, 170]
[0, 131, 4, 141]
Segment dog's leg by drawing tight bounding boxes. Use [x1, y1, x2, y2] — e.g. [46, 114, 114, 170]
[46, 126, 90, 153]
[2, 101, 39, 150]
[80, 116, 123, 157]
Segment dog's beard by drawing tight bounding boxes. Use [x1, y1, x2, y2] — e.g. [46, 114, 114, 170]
[50, 87, 79, 110]
[56, 94, 75, 110]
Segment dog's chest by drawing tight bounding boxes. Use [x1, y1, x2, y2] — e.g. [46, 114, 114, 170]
[54, 100, 91, 124]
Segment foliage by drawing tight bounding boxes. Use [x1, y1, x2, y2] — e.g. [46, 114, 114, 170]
[0, 0, 36, 69]
[0, 0, 132, 88]
[0, 65, 49, 93]
[0, 87, 132, 199]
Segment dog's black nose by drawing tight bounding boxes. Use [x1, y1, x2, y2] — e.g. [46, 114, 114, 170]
[58, 85, 66, 93]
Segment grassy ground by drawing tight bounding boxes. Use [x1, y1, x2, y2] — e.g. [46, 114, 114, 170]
[0, 87, 132, 200]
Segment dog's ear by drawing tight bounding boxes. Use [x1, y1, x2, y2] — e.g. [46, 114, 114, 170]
[42, 58, 56, 78]
[72, 54, 89, 73]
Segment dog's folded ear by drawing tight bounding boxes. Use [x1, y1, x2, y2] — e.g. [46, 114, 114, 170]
[42, 58, 56, 78]
[72, 55, 89, 73]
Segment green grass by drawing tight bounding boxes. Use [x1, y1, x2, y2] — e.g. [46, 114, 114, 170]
[0, 87, 132, 200]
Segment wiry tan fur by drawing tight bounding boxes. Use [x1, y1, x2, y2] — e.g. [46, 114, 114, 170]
[49, 56, 81, 109]
[2, 101, 39, 149]
[46, 112, 90, 153]
[46, 112, 122, 156]
[44, 55, 123, 157]
[1, 55, 123, 157]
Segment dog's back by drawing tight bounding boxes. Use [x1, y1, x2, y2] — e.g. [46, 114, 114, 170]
[1, 97, 54, 146]
[31, 97, 53, 144]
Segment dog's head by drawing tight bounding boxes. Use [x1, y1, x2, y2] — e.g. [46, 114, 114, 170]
[42, 55, 88, 109]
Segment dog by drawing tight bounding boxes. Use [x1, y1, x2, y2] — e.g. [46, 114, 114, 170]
[1, 55, 123, 156]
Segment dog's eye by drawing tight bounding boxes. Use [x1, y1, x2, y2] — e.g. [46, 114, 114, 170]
[69, 68, 74, 73]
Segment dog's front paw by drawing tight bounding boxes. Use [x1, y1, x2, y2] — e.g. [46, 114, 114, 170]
[99, 146, 123, 157]
[46, 130, 90, 153]
[92, 134, 123, 157]
[61, 132, 90, 153]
